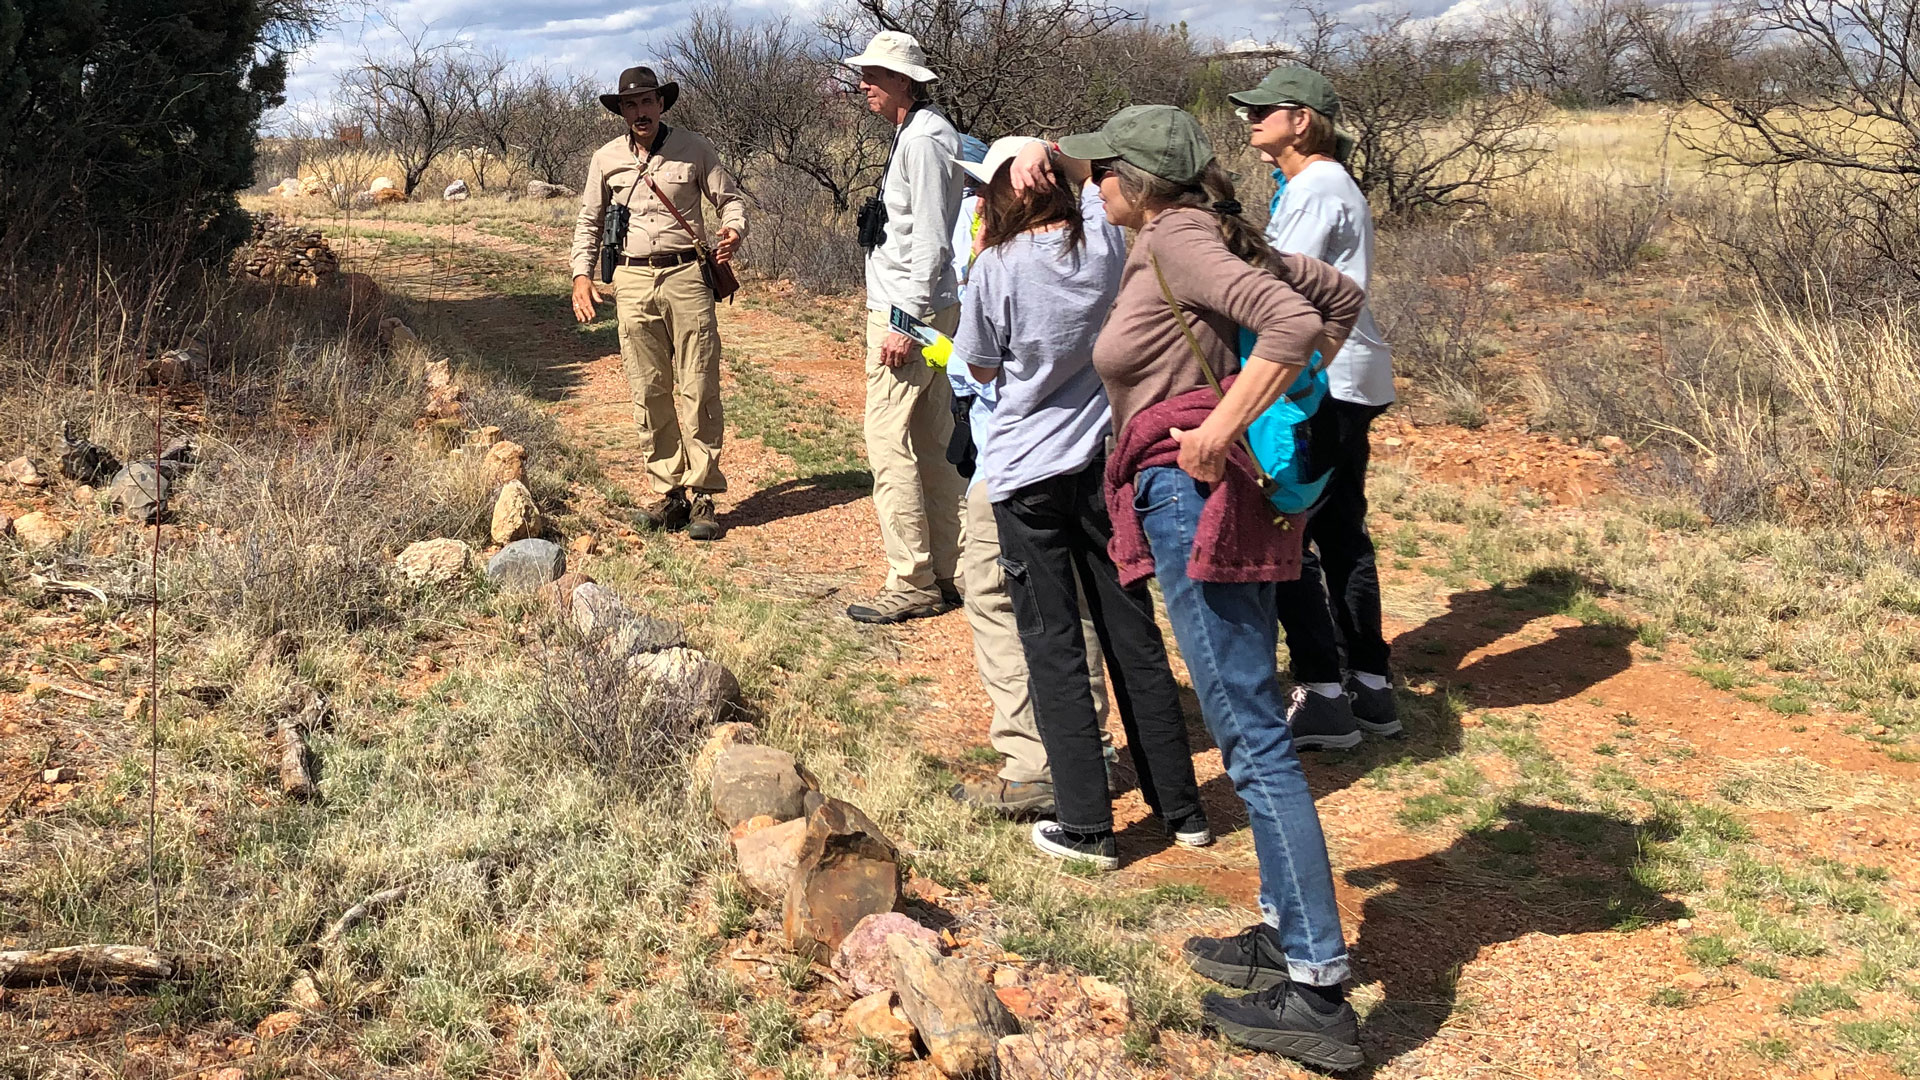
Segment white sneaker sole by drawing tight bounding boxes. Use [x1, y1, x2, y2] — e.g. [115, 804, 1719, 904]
[1292, 730, 1364, 751]
[1176, 829, 1214, 848]
[1030, 821, 1119, 870]
[1356, 717, 1404, 737]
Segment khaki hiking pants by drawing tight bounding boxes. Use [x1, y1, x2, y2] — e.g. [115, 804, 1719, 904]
[961, 480, 1110, 785]
[864, 305, 965, 593]
[615, 261, 726, 495]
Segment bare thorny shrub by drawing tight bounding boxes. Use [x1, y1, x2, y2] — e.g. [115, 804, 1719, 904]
[535, 621, 714, 788]
[1373, 224, 1501, 426]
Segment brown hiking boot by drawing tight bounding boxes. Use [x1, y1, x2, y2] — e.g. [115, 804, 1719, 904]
[687, 493, 721, 541]
[846, 586, 950, 624]
[636, 488, 691, 532]
[948, 776, 1054, 818]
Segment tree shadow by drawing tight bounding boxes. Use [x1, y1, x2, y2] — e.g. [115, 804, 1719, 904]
[723, 471, 871, 528]
[1347, 803, 1687, 1067]
[1393, 567, 1634, 711]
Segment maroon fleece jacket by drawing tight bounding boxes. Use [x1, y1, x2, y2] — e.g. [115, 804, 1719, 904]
[1104, 376, 1308, 588]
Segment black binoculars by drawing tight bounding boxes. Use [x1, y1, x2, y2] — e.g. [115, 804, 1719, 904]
[598, 203, 631, 283]
[856, 196, 888, 251]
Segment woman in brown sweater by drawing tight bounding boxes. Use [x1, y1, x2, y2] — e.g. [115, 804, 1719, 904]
[1017, 105, 1367, 1071]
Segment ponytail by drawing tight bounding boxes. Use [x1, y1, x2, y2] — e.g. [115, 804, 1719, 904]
[1112, 159, 1285, 276]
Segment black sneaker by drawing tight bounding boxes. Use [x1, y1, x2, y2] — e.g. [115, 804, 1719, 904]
[1030, 821, 1119, 870]
[1202, 983, 1363, 1072]
[1182, 923, 1290, 992]
[686, 493, 721, 541]
[1345, 675, 1403, 737]
[1286, 686, 1363, 751]
[636, 489, 691, 532]
[1167, 810, 1213, 848]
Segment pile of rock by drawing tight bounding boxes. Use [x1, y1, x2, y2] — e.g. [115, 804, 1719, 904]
[526, 180, 575, 200]
[230, 213, 339, 286]
[368, 177, 406, 205]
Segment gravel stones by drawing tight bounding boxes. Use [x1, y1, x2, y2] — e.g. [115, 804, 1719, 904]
[396, 539, 474, 586]
[486, 538, 566, 590]
[710, 745, 813, 828]
[783, 799, 902, 960]
[835, 912, 941, 997]
[490, 480, 541, 544]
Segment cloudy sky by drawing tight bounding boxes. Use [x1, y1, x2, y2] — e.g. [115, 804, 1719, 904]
[276, 0, 1468, 123]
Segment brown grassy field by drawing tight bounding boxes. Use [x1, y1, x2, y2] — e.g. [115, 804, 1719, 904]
[6, 106, 1920, 1080]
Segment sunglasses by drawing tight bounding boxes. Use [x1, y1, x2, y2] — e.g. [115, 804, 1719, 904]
[1235, 102, 1299, 123]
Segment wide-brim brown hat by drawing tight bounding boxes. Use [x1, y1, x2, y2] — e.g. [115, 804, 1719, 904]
[600, 66, 679, 114]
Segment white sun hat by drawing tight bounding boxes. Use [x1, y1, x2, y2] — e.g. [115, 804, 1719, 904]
[958, 136, 1047, 185]
[844, 30, 939, 84]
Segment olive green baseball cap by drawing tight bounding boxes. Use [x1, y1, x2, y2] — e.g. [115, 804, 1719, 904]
[1058, 105, 1214, 184]
[1229, 65, 1341, 118]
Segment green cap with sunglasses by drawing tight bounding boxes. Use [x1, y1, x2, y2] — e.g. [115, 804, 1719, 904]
[1229, 65, 1341, 117]
[1058, 104, 1214, 183]
[1229, 65, 1357, 163]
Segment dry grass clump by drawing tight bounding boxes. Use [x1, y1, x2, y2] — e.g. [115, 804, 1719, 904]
[1715, 758, 1895, 814]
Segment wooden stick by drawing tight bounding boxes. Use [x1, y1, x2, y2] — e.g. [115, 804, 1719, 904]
[277, 690, 328, 800]
[0, 944, 173, 986]
[277, 714, 315, 799]
[46, 682, 110, 704]
[319, 886, 409, 946]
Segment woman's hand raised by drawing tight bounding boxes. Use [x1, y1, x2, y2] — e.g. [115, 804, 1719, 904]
[1008, 141, 1057, 194]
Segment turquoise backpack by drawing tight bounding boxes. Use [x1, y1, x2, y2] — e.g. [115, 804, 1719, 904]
[1150, 255, 1334, 517]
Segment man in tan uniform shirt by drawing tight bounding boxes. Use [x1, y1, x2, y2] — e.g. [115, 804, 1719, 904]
[570, 66, 746, 540]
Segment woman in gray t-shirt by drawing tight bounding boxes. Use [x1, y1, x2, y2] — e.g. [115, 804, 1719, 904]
[951, 138, 1207, 871]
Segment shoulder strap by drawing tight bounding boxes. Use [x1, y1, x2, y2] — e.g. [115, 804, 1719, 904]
[617, 124, 673, 213]
[1149, 253, 1278, 494]
[878, 103, 924, 190]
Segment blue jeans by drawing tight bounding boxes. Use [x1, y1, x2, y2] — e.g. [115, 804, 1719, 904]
[1134, 465, 1351, 986]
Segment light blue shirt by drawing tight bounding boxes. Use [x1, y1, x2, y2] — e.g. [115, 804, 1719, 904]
[952, 185, 1123, 502]
[1265, 160, 1394, 406]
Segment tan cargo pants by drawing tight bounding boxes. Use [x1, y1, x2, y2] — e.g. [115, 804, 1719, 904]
[614, 261, 726, 494]
[961, 480, 1110, 784]
[864, 305, 965, 593]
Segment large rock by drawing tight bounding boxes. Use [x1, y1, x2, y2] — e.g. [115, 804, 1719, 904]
[710, 745, 811, 827]
[59, 424, 120, 484]
[692, 721, 757, 783]
[629, 646, 738, 725]
[486, 538, 566, 590]
[995, 1035, 1126, 1080]
[483, 440, 526, 486]
[527, 180, 575, 200]
[572, 582, 686, 654]
[889, 935, 1019, 1077]
[396, 538, 473, 585]
[490, 479, 541, 544]
[835, 912, 941, 997]
[443, 179, 470, 201]
[424, 358, 466, 419]
[845, 991, 918, 1057]
[733, 816, 812, 901]
[783, 799, 902, 960]
[13, 511, 66, 549]
[369, 176, 396, 193]
[535, 571, 597, 613]
[3, 455, 45, 487]
[107, 462, 169, 523]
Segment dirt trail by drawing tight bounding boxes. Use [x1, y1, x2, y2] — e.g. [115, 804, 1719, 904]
[351, 217, 1915, 1079]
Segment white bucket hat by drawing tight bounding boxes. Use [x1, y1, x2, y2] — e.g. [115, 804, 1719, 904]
[844, 30, 938, 84]
[958, 136, 1046, 185]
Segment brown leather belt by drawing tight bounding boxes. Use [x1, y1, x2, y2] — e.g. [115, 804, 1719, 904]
[615, 250, 700, 269]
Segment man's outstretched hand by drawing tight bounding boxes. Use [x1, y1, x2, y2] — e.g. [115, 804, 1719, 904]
[571, 275, 598, 324]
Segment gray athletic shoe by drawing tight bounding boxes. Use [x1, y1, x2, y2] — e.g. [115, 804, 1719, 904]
[1285, 686, 1363, 751]
[1345, 675, 1403, 737]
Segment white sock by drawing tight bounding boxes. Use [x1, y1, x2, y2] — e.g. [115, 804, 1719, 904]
[1305, 681, 1344, 699]
[1352, 671, 1390, 691]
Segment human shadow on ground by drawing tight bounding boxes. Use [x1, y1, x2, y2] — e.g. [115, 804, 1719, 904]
[1390, 566, 1635, 711]
[722, 471, 871, 528]
[1346, 803, 1687, 1069]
